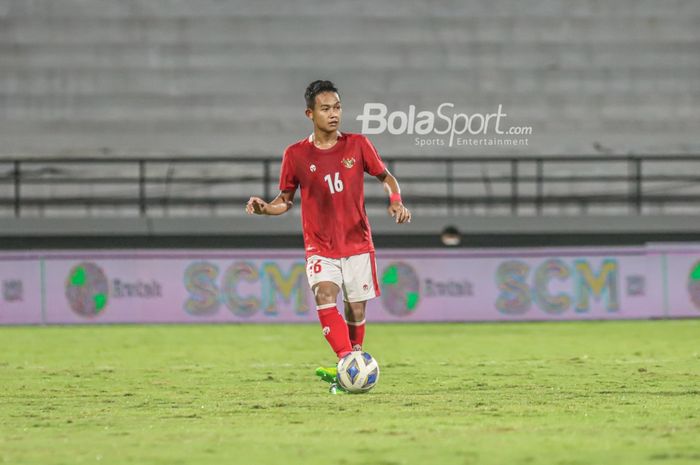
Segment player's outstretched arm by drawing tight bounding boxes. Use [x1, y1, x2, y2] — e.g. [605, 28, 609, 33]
[375, 170, 411, 224]
[246, 189, 295, 216]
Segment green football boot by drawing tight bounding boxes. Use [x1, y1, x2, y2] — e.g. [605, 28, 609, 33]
[315, 366, 349, 394]
[315, 366, 338, 384]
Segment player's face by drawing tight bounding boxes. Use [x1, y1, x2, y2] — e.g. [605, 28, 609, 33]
[306, 92, 342, 133]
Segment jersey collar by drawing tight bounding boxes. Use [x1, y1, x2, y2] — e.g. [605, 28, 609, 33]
[308, 131, 343, 144]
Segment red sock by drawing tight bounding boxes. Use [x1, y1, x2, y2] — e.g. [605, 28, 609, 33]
[317, 305, 352, 359]
[346, 319, 366, 350]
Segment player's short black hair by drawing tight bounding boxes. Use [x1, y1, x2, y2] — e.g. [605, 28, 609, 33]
[305, 80, 339, 109]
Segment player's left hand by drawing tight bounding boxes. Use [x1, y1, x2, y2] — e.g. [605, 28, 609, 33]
[388, 202, 411, 224]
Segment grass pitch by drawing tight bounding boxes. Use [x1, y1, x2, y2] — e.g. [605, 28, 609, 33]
[1, 320, 699, 465]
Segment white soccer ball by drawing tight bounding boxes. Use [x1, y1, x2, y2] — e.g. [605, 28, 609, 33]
[336, 351, 380, 393]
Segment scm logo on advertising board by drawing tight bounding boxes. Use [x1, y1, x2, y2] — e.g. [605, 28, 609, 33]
[183, 261, 310, 317]
[495, 258, 620, 315]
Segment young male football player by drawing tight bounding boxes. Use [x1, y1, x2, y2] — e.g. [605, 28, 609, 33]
[246, 80, 411, 390]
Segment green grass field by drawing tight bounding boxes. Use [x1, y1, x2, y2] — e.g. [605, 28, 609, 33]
[1, 321, 699, 465]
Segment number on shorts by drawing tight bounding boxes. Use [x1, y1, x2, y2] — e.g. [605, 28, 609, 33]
[313, 260, 322, 274]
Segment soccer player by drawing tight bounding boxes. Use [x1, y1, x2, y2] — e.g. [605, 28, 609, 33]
[246, 80, 411, 391]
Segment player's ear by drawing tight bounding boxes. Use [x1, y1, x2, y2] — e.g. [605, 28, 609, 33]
[305, 107, 313, 120]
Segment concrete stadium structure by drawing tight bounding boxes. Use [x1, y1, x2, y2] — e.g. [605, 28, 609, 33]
[0, 0, 698, 157]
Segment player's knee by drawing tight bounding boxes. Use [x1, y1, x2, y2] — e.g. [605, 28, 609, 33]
[345, 302, 366, 321]
[314, 284, 338, 305]
[315, 292, 336, 305]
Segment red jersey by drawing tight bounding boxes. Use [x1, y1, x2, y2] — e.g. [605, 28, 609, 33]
[278, 132, 386, 259]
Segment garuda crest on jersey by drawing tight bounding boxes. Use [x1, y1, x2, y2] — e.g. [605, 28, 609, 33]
[341, 157, 356, 169]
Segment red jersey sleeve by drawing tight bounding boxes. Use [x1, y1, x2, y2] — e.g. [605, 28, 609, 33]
[278, 148, 299, 191]
[360, 136, 386, 176]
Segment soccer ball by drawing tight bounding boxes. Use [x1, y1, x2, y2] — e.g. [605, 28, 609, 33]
[336, 351, 380, 393]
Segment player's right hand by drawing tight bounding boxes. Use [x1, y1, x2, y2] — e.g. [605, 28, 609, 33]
[246, 196, 268, 215]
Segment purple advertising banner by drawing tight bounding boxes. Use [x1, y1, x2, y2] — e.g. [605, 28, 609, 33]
[0, 246, 696, 325]
[647, 243, 700, 318]
[43, 254, 315, 324]
[0, 258, 43, 324]
[374, 248, 662, 322]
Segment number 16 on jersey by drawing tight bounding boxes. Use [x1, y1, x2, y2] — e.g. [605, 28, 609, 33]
[324, 172, 344, 194]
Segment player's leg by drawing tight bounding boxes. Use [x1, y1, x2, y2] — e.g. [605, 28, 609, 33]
[344, 300, 366, 351]
[312, 282, 352, 391]
[306, 255, 352, 359]
[314, 282, 353, 359]
[340, 252, 380, 351]
[313, 282, 348, 387]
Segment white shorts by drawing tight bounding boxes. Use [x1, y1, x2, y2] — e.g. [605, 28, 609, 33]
[306, 252, 381, 303]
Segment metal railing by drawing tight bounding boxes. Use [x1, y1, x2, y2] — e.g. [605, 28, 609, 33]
[1, 155, 700, 217]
